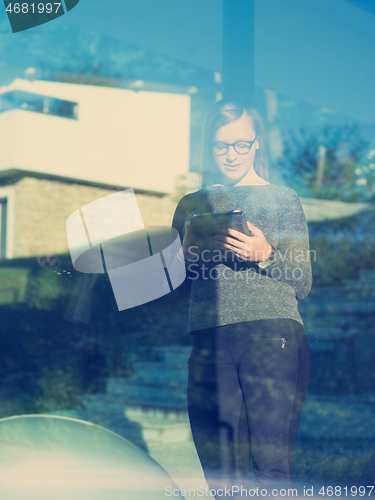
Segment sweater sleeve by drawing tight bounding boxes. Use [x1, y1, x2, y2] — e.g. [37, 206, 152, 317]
[261, 189, 312, 300]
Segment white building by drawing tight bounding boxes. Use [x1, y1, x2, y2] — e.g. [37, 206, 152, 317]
[0, 78, 191, 195]
[0, 78, 194, 260]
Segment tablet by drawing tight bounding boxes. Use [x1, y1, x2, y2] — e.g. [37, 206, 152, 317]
[190, 210, 252, 257]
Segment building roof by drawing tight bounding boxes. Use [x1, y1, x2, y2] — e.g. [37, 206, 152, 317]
[0, 169, 166, 197]
[300, 197, 373, 222]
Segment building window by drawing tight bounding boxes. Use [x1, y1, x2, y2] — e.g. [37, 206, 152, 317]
[0, 198, 7, 259]
[0, 90, 78, 120]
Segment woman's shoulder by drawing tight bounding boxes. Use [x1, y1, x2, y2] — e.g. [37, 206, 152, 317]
[268, 184, 301, 201]
[176, 189, 204, 205]
[173, 189, 207, 216]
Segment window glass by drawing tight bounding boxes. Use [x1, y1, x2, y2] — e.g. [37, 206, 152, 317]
[0, 1, 374, 495]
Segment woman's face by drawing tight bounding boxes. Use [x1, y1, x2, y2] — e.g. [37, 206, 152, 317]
[212, 113, 259, 184]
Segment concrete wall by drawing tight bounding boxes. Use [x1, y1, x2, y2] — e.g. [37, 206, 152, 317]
[12, 176, 178, 258]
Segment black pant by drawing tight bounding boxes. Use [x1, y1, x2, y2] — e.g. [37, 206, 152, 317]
[188, 319, 311, 494]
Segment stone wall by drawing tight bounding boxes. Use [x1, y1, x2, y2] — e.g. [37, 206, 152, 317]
[13, 176, 178, 258]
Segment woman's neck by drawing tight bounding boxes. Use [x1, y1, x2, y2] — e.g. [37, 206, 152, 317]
[216, 168, 270, 187]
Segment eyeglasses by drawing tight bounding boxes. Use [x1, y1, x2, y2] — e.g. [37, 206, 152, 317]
[212, 137, 258, 156]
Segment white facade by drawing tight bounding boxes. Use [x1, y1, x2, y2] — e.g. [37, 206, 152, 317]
[0, 79, 191, 194]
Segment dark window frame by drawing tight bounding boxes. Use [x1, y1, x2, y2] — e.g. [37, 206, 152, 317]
[0, 198, 7, 260]
[0, 90, 78, 120]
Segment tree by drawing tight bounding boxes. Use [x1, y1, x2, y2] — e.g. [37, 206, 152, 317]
[279, 124, 374, 202]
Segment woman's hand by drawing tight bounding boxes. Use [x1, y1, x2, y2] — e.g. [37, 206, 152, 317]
[213, 221, 273, 262]
[182, 221, 201, 262]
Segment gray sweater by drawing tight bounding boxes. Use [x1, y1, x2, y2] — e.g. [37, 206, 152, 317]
[169, 184, 312, 333]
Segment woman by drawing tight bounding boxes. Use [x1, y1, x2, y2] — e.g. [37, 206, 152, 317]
[169, 100, 312, 494]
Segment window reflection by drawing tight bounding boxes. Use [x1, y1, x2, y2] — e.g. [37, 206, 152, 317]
[0, 90, 78, 120]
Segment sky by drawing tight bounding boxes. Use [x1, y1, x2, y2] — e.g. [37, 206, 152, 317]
[0, 0, 374, 123]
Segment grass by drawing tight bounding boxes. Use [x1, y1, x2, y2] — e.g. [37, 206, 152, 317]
[294, 437, 375, 485]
